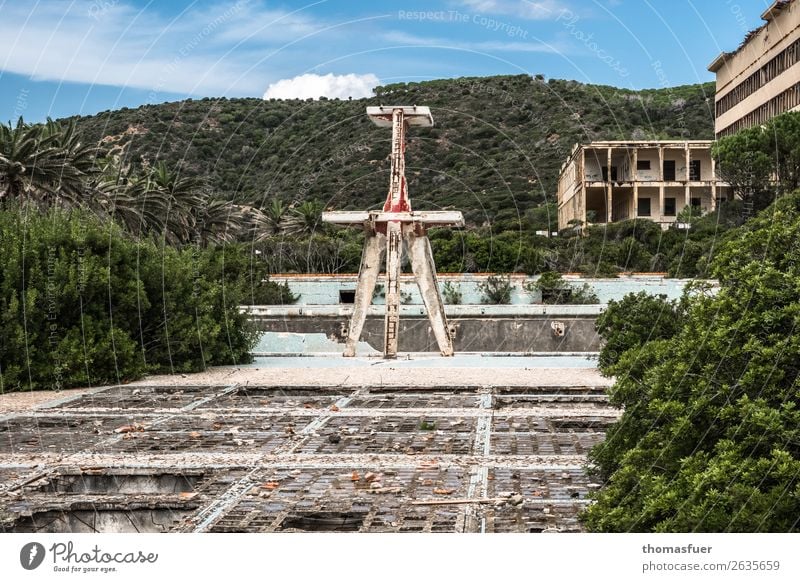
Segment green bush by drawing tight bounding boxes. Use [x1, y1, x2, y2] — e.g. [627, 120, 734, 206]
[478, 275, 513, 304]
[442, 281, 463, 304]
[584, 191, 800, 532]
[0, 208, 263, 392]
[528, 271, 599, 305]
[594, 291, 683, 375]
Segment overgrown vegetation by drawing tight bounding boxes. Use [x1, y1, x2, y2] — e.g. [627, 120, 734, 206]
[442, 281, 463, 305]
[0, 118, 266, 245]
[713, 111, 800, 212]
[595, 291, 685, 374]
[528, 271, 599, 304]
[0, 116, 299, 391]
[584, 191, 800, 532]
[0, 208, 290, 392]
[419, 420, 437, 431]
[478, 275, 513, 304]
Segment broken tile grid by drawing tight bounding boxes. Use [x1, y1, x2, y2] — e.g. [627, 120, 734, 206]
[0, 381, 618, 533]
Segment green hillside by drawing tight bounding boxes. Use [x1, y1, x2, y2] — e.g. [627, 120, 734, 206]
[70, 75, 715, 229]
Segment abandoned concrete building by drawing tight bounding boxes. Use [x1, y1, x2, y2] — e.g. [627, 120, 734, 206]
[556, 141, 733, 230]
[709, 0, 800, 138]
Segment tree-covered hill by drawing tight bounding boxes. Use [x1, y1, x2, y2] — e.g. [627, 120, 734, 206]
[69, 75, 715, 230]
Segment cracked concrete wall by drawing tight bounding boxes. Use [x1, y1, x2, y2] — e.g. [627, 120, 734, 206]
[251, 315, 601, 353]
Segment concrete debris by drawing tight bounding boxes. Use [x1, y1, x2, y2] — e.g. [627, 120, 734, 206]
[114, 424, 145, 434]
[0, 376, 616, 533]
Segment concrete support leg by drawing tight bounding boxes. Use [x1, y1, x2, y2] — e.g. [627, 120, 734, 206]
[343, 231, 385, 357]
[405, 229, 454, 357]
[383, 222, 403, 359]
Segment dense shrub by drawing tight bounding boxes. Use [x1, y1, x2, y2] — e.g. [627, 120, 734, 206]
[595, 291, 684, 375]
[528, 271, 599, 305]
[442, 282, 463, 305]
[713, 110, 800, 203]
[583, 191, 800, 532]
[478, 275, 513, 304]
[0, 208, 278, 392]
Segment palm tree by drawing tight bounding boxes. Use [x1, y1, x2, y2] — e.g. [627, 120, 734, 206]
[283, 199, 324, 235]
[264, 198, 287, 235]
[0, 117, 97, 207]
[146, 161, 205, 245]
[93, 159, 168, 238]
[195, 198, 260, 245]
[2, 117, 260, 248]
[45, 118, 98, 205]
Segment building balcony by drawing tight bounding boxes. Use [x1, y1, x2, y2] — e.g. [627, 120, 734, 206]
[584, 179, 725, 188]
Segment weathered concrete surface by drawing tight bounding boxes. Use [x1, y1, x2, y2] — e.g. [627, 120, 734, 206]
[0, 362, 614, 533]
[131, 363, 611, 387]
[251, 315, 602, 353]
[405, 230, 454, 356]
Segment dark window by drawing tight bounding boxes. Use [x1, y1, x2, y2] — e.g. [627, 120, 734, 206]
[637, 198, 651, 217]
[663, 160, 676, 181]
[689, 160, 701, 181]
[691, 197, 701, 207]
[636, 160, 651, 171]
[664, 198, 677, 216]
[602, 166, 618, 181]
[339, 290, 356, 304]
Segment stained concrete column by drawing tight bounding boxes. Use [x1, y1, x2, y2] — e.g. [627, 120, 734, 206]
[711, 154, 717, 211]
[580, 148, 587, 227]
[344, 231, 385, 357]
[685, 144, 691, 210]
[405, 228, 454, 357]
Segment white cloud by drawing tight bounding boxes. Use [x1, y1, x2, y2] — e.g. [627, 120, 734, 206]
[0, 1, 331, 97]
[263, 73, 379, 100]
[456, 0, 568, 20]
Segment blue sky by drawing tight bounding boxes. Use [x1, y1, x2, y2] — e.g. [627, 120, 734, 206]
[0, 0, 769, 122]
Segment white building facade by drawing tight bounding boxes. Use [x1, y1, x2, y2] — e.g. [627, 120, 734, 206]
[709, 0, 800, 138]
